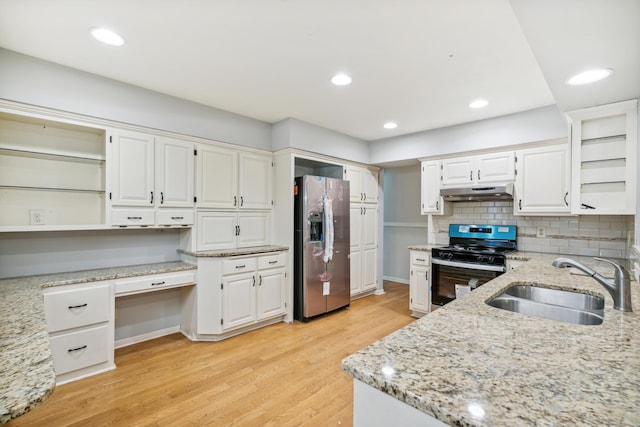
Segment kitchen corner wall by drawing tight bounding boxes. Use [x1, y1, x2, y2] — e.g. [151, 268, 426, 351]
[430, 202, 634, 259]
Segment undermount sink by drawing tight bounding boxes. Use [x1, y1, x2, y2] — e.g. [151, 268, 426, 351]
[487, 284, 605, 325]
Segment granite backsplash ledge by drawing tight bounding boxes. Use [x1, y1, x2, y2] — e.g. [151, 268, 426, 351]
[430, 201, 634, 258]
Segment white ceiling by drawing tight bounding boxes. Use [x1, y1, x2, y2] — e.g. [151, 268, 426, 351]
[0, 0, 637, 141]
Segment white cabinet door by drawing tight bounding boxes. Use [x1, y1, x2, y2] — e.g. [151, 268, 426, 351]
[197, 212, 237, 251]
[476, 152, 515, 183]
[362, 168, 378, 204]
[421, 160, 442, 214]
[257, 268, 286, 320]
[362, 206, 377, 250]
[239, 152, 273, 209]
[196, 145, 238, 209]
[349, 249, 362, 295]
[345, 165, 363, 202]
[222, 272, 256, 330]
[111, 130, 154, 206]
[409, 265, 430, 313]
[515, 144, 570, 214]
[156, 137, 194, 208]
[362, 247, 377, 292]
[441, 156, 474, 185]
[237, 212, 271, 248]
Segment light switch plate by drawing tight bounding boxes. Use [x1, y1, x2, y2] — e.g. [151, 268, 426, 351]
[29, 209, 45, 225]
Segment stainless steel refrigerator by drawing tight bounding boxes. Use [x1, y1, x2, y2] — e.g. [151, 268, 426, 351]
[294, 175, 350, 321]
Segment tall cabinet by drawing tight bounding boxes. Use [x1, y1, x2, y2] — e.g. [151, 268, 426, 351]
[345, 165, 379, 298]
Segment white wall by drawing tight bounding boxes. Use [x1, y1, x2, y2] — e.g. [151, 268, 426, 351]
[0, 229, 183, 278]
[272, 118, 370, 164]
[369, 105, 567, 165]
[0, 48, 272, 150]
[382, 164, 426, 283]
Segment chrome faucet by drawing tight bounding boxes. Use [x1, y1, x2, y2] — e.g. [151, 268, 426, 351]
[552, 257, 632, 312]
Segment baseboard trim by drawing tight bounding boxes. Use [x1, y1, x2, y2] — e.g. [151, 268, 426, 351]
[115, 326, 180, 349]
[383, 275, 409, 285]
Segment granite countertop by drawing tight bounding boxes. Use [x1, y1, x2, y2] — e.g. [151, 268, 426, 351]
[342, 256, 640, 426]
[0, 261, 196, 424]
[179, 245, 289, 257]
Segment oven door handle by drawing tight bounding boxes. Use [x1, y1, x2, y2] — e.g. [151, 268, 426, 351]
[431, 258, 506, 273]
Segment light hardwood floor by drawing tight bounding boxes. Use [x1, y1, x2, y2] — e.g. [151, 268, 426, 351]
[9, 282, 414, 427]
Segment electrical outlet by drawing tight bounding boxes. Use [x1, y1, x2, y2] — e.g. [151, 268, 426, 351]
[29, 209, 45, 225]
[536, 227, 546, 238]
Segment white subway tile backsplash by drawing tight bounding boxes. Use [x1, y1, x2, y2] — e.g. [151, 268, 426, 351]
[432, 200, 631, 258]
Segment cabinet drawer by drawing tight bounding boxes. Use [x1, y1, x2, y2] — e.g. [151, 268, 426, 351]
[49, 324, 110, 375]
[111, 209, 155, 226]
[222, 257, 257, 275]
[44, 284, 111, 333]
[114, 271, 196, 296]
[156, 209, 194, 226]
[411, 252, 430, 266]
[258, 252, 287, 270]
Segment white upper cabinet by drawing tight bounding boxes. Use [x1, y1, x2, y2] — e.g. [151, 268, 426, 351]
[566, 100, 637, 215]
[441, 152, 515, 186]
[514, 143, 571, 215]
[110, 130, 155, 207]
[196, 145, 272, 210]
[420, 160, 450, 215]
[345, 165, 378, 204]
[155, 136, 195, 208]
[196, 145, 238, 208]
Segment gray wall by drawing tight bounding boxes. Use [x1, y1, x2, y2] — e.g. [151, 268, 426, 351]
[382, 164, 426, 283]
[0, 48, 272, 150]
[370, 105, 567, 165]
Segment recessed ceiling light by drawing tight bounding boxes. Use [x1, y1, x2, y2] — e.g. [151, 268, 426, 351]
[331, 73, 352, 86]
[469, 99, 489, 109]
[90, 27, 125, 46]
[567, 68, 613, 86]
[383, 122, 398, 129]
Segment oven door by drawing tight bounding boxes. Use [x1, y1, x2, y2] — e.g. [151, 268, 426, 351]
[431, 259, 505, 305]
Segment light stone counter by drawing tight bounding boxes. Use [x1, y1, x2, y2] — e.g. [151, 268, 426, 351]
[0, 261, 196, 424]
[178, 245, 288, 257]
[343, 256, 640, 426]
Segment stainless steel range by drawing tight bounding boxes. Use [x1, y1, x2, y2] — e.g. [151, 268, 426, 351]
[431, 224, 517, 305]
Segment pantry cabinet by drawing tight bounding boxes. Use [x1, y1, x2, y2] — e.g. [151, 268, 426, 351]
[196, 144, 273, 210]
[350, 204, 377, 297]
[566, 100, 637, 215]
[345, 165, 378, 204]
[514, 142, 571, 215]
[441, 152, 515, 186]
[110, 129, 195, 226]
[409, 251, 430, 317]
[42, 281, 115, 385]
[0, 109, 107, 229]
[420, 160, 451, 215]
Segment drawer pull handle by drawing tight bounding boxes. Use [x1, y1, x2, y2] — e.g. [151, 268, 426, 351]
[68, 303, 88, 309]
[151, 281, 166, 286]
[235, 265, 246, 269]
[171, 216, 184, 220]
[68, 345, 87, 353]
[416, 258, 426, 262]
[127, 216, 142, 220]
[268, 260, 278, 264]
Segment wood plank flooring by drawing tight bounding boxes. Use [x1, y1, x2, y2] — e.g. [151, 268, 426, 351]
[8, 282, 414, 427]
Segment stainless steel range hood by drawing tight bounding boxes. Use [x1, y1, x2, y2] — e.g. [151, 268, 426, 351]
[440, 183, 514, 201]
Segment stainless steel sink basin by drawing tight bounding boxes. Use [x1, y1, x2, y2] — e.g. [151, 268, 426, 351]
[487, 284, 604, 325]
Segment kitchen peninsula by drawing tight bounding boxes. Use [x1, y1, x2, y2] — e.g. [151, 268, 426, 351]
[342, 255, 640, 426]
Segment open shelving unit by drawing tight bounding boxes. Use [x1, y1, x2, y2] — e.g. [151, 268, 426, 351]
[0, 111, 107, 228]
[567, 100, 637, 215]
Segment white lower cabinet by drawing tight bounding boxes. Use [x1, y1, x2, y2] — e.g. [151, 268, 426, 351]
[409, 251, 430, 317]
[184, 251, 288, 340]
[42, 282, 115, 384]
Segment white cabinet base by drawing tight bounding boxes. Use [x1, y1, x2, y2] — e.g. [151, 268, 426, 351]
[353, 380, 447, 427]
